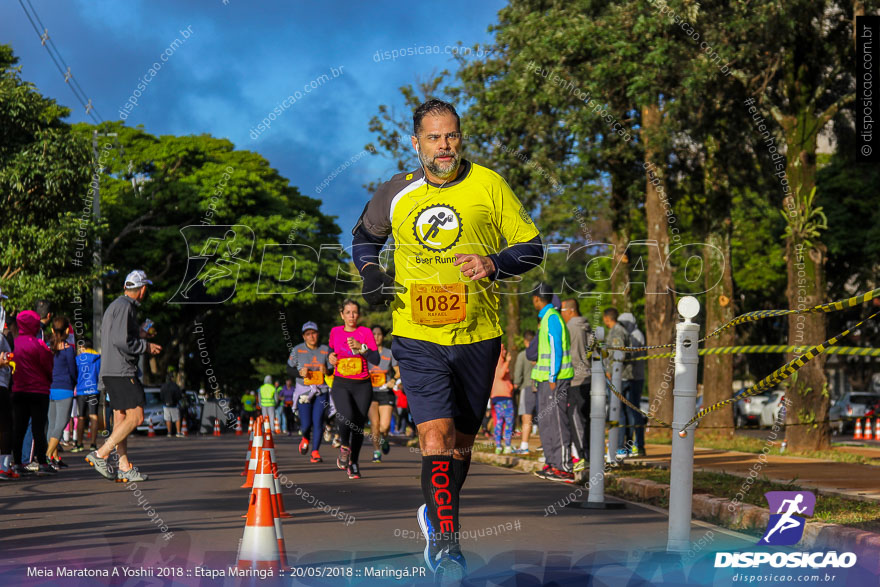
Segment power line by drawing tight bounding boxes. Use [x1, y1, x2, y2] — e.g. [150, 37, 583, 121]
[24, 0, 98, 117]
[17, 0, 104, 124]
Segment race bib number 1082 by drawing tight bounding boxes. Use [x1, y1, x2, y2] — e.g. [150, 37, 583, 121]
[410, 283, 467, 325]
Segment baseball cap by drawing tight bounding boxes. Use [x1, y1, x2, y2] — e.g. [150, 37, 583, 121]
[301, 321, 319, 333]
[124, 270, 153, 289]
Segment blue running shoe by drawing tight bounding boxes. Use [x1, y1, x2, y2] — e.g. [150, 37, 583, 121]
[435, 544, 467, 582]
[417, 504, 441, 572]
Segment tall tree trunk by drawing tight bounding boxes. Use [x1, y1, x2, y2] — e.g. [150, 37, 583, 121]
[609, 167, 631, 311]
[506, 281, 520, 358]
[610, 228, 629, 311]
[779, 111, 829, 451]
[702, 228, 735, 437]
[177, 335, 188, 388]
[784, 238, 829, 450]
[700, 135, 734, 436]
[642, 102, 676, 434]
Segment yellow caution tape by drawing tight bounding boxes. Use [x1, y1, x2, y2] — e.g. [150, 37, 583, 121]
[629, 345, 880, 361]
[607, 417, 872, 430]
[680, 310, 880, 434]
[605, 288, 880, 353]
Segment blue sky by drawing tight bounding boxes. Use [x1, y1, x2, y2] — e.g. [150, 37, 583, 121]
[3, 0, 507, 236]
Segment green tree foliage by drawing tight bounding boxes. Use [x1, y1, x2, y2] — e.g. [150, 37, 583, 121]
[0, 45, 96, 310]
[718, 0, 878, 450]
[68, 121, 342, 393]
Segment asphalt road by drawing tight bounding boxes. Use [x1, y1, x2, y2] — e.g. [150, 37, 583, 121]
[0, 431, 856, 586]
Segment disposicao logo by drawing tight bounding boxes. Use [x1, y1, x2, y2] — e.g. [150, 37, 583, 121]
[714, 491, 857, 570]
[760, 490, 815, 545]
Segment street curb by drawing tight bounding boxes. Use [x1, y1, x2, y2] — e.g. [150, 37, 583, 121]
[472, 450, 880, 571]
[630, 453, 880, 505]
[471, 450, 546, 473]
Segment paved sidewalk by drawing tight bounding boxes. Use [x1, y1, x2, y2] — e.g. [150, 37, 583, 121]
[631, 444, 880, 502]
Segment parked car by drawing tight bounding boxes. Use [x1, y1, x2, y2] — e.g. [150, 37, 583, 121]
[182, 390, 202, 421]
[759, 390, 786, 428]
[829, 391, 880, 435]
[734, 390, 774, 428]
[137, 388, 168, 433]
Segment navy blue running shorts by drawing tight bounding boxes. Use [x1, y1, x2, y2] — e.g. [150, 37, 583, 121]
[391, 335, 501, 435]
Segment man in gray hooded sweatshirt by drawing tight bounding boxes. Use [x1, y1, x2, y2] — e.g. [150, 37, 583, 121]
[561, 299, 592, 467]
[618, 312, 646, 456]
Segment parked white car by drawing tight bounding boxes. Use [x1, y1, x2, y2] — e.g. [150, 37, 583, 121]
[137, 388, 168, 432]
[734, 389, 774, 428]
[759, 390, 786, 428]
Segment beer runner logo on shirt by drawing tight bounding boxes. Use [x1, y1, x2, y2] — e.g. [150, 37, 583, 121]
[413, 204, 462, 252]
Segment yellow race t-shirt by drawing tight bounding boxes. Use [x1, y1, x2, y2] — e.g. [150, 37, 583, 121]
[357, 159, 540, 345]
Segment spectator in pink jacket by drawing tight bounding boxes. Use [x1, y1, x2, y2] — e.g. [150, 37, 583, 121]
[11, 310, 55, 476]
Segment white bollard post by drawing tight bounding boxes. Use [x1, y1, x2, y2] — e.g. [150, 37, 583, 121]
[607, 344, 624, 463]
[587, 327, 606, 505]
[666, 296, 701, 552]
[579, 327, 625, 510]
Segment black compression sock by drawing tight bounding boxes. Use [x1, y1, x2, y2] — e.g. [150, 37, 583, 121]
[421, 455, 455, 550]
[451, 456, 470, 542]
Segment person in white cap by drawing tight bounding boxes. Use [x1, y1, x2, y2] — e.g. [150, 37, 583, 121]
[86, 270, 161, 483]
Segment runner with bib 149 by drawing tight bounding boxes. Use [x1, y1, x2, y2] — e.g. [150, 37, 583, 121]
[352, 99, 544, 581]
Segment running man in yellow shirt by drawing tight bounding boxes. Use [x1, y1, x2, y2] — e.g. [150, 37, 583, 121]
[352, 99, 544, 580]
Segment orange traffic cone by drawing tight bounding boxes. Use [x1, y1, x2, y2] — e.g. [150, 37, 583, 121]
[273, 467, 291, 519]
[235, 417, 244, 436]
[242, 418, 257, 476]
[854, 418, 863, 440]
[865, 418, 874, 441]
[148, 421, 156, 438]
[250, 447, 287, 566]
[874, 419, 879, 440]
[241, 420, 264, 488]
[237, 450, 283, 571]
[213, 419, 222, 436]
[181, 417, 189, 437]
[274, 417, 281, 435]
[262, 424, 276, 468]
[261, 426, 291, 518]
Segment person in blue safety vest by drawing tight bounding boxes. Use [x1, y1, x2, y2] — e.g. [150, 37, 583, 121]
[530, 284, 575, 484]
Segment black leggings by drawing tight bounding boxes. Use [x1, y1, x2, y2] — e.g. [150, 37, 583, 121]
[283, 403, 296, 432]
[0, 386, 12, 455]
[330, 377, 373, 464]
[13, 392, 50, 465]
